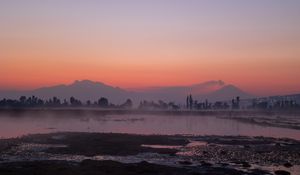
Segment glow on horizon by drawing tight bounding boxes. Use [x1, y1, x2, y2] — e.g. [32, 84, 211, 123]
[0, 0, 300, 96]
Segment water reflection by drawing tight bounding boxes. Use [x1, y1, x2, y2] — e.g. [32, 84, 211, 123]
[0, 111, 299, 139]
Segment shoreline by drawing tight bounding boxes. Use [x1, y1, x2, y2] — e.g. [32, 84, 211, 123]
[1, 108, 300, 117]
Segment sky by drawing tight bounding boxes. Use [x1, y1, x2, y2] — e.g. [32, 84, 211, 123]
[0, 0, 300, 96]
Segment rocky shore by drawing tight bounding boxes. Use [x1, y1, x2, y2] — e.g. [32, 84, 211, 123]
[0, 132, 299, 175]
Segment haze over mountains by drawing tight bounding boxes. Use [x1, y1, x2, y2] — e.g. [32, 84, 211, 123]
[0, 80, 254, 104]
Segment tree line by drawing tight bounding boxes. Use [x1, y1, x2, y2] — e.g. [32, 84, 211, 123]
[0, 96, 133, 109]
[185, 94, 300, 110]
[0, 95, 299, 110]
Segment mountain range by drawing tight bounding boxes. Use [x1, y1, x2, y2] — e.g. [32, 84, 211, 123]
[0, 80, 254, 105]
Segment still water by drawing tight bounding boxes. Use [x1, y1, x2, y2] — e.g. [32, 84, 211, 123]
[0, 111, 299, 139]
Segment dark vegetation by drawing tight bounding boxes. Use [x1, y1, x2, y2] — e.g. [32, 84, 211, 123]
[0, 94, 299, 111]
[0, 96, 133, 109]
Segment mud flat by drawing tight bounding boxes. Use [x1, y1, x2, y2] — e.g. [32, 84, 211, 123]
[1, 132, 300, 175]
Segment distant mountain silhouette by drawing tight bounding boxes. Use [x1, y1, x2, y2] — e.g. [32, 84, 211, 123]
[135, 80, 225, 94]
[200, 84, 254, 102]
[133, 80, 226, 102]
[0, 80, 254, 104]
[31, 80, 134, 103]
[0, 80, 134, 104]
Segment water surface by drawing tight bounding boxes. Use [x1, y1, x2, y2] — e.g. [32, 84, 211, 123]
[0, 111, 299, 139]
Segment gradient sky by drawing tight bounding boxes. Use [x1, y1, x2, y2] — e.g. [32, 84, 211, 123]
[0, 0, 300, 96]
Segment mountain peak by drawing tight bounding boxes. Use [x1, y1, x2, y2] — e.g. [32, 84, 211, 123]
[72, 80, 104, 86]
[189, 80, 225, 94]
[73, 79, 94, 84]
[222, 84, 239, 90]
[202, 84, 254, 101]
[192, 80, 225, 87]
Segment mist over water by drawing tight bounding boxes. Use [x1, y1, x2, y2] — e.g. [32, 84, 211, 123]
[1, 111, 299, 140]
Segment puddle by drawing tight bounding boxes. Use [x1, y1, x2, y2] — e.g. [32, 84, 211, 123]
[141, 144, 182, 149]
[186, 140, 207, 147]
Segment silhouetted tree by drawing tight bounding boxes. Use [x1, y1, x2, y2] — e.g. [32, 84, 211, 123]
[194, 100, 198, 109]
[62, 99, 68, 106]
[37, 99, 44, 106]
[168, 102, 180, 110]
[186, 96, 189, 109]
[52, 97, 61, 106]
[98, 97, 109, 108]
[231, 98, 235, 109]
[19, 96, 26, 105]
[158, 100, 168, 110]
[236, 96, 240, 109]
[86, 100, 91, 106]
[70, 97, 75, 105]
[189, 94, 193, 110]
[120, 99, 133, 109]
[70, 96, 82, 107]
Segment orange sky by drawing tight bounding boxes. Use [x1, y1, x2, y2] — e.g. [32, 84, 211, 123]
[0, 1, 300, 96]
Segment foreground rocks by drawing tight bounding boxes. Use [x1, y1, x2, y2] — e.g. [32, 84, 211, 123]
[1, 132, 300, 175]
[0, 160, 272, 175]
[186, 136, 300, 166]
[0, 160, 188, 175]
